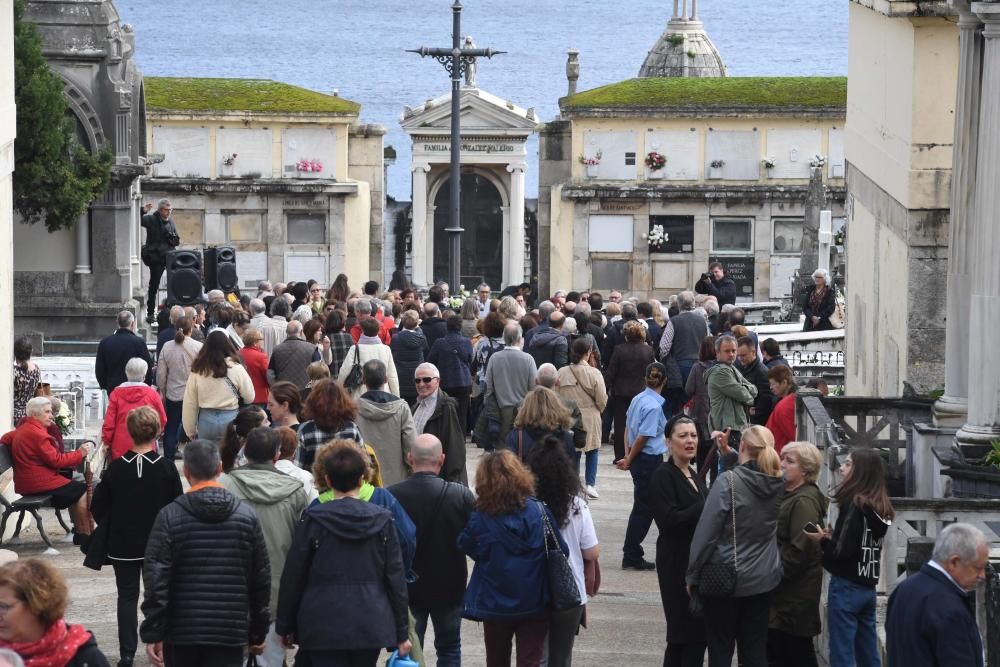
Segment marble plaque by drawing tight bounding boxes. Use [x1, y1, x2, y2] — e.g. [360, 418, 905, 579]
[283, 129, 337, 178]
[828, 128, 846, 179]
[645, 130, 699, 180]
[588, 215, 634, 253]
[217, 128, 273, 177]
[152, 126, 210, 178]
[285, 254, 328, 284]
[765, 129, 822, 179]
[226, 213, 263, 242]
[584, 130, 638, 181]
[705, 130, 759, 180]
[238, 251, 268, 289]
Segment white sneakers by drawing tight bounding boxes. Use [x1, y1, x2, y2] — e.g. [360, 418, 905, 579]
[585, 485, 600, 499]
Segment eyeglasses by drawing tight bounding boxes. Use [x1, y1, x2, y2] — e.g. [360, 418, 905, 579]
[311, 288, 322, 293]
[414, 377, 438, 384]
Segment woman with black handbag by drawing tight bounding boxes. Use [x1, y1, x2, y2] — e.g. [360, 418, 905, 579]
[90, 406, 183, 667]
[528, 435, 600, 667]
[686, 425, 784, 667]
[647, 416, 707, 667]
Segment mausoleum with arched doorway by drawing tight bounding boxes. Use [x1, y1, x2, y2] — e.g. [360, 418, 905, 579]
[401, 86, 537, 290]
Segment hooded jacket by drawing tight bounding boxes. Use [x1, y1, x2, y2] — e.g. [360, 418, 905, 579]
[389, 328, 428, 399]
[687, 462, 784, 597]
[821, 501, 891, 587]
[420, 317, 448, 350]
[459, 499, 568, 621]
[276, 498, 409, 649]
[526, 326, 569, 369]
[769, 482, 828, 637]
[222, 465, 309, 617]
[356, 390, 416, 486]
[140, 486, 271, 647]
[101, 383, 168, 460]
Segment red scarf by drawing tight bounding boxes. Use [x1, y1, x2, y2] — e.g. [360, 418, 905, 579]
[0, 621, 91, 667]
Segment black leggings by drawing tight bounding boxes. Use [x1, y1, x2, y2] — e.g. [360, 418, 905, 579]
[112, 560, 143, 661]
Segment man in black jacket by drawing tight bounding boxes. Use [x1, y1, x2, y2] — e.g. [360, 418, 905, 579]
[95, 310, 153, 393]
[389, 434, 475, 667]
[886, 523, 988, 667]
[736, 336, 774, 425]
[140, 439, 270, 667]
[140, 199, 180, 324]
[694, 261, 737, 307]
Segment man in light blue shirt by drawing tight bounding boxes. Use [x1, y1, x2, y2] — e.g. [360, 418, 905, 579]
[616, 362, 669, 570]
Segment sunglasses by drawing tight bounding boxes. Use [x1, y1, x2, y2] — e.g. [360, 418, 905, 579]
[415, 377, 438, 384]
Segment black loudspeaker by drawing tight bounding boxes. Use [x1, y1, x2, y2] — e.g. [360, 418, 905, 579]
[204, 246, 238, 292]
[166, 250, 203, 305]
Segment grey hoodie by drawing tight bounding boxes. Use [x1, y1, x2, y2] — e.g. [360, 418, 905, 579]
[355, 390, 416, 486]
[223, 464, 309, 616]
[687, 462, 785, 597]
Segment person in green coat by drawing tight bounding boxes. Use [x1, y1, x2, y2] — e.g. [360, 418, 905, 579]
[705, 335, 757, 432]
[767, 441, 828, 667]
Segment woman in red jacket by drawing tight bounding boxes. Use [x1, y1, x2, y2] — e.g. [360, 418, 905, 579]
[101, 358, 167, 460]
[239, 329, 270, 410]
[765, 365, 798, 454]
[1, 397, 92, 541]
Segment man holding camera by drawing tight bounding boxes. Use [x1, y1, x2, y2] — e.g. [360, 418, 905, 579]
[695, 261, 737, 307]
[141, 199, 181, 324]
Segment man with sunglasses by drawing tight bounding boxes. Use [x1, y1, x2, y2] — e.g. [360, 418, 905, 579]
[411, 363, 466, 486]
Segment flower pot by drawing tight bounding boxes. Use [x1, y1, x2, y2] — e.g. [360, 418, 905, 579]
[709, 166, 724, 179]
[585, 165, 598, 179]
[648, 169, 664, 180]
[298, 170, 322, 179]
[765, 167, 774, 179]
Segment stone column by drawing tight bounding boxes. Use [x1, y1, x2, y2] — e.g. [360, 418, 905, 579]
[74, 212, 92, 274]
[507, 164, 526, 287]
[958, 3, 1000, 445]
[936, 3, 983, 427]
[410, 164, 429, 287]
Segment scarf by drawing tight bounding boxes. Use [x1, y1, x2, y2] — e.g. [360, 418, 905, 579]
[808, 286, 828, 314]
[0, 621, 90, 667]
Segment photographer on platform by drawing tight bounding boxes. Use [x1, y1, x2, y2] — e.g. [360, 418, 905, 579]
[141, 199, 181, 325]
[694, 262, 736, 308]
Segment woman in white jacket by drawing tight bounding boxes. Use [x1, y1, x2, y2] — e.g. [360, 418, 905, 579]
[337, 317, 399, 399]
[182, 329, 255, 443]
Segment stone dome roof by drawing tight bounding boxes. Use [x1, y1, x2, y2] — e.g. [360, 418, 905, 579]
[639, 6, 727, 79]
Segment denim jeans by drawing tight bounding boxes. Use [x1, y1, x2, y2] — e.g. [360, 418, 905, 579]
[623, 452, 663, 562]
[163, 399, 183, 460]
[412, 603, 463, 667]
[826, 575, 880, 667]
[196, 407, 238, 443]
[574, 449, 599, 487]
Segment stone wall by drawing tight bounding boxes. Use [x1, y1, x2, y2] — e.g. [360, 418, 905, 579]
[348, 123, 386, 286]
[537, 120, 572, 299]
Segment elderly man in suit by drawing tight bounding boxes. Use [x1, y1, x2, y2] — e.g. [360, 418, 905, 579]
[885, 522, 989, 667]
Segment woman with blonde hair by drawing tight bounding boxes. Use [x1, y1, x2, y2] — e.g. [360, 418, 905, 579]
[459, 450, 568, 666]
[497, 295, 524, 322]
[768, 441, 827, 667]
[687, 425, 784, 667]
[505, 386, 575, 463]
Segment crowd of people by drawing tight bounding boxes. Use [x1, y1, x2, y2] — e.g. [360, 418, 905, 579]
[0, 267, 990, 667]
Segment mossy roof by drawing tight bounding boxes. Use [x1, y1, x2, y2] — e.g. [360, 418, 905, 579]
[144, 77, 361, 115]
[561, 76, 847, 114]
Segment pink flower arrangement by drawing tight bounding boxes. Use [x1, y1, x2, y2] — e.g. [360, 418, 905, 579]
[296, 159, 324, 173]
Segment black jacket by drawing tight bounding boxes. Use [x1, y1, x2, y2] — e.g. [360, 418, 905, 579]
[802, 285, 837, 331]
[417, 391, 468, 486]
[95, 329, 153, 392]
[886, 563, 984, 667]
[390, 329, 428, 399]
[739, 357, 774, 426]
[140, 211, 180, 265]
[428, 332, 474, 389]
[90, 451, 183, 560]
[605, 341, 656, 399]
[420, 317, 448, 350]
[389, 472, 475, 610]
[526, 326, 569, 369]
[67, 629, 111, 667]
[820, 502, 891, 587]
[276, 498, 409, 649]
[140, 486, 271, 647]
[695, 275, 737, 307]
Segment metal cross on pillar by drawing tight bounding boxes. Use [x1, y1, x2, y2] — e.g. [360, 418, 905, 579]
[408, 1, 505, 291]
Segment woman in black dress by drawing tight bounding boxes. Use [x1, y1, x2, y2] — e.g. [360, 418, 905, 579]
[647, 416, 708, 667]
[90, 405, 183, 667]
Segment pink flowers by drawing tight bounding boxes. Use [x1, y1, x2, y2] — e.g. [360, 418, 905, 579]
[297, 159, 324, 173]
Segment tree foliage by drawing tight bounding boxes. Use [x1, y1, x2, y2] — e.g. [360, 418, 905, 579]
[12, 0, 112, 233]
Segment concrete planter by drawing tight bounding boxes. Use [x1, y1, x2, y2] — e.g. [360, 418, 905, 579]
[297, 170, 323, 179]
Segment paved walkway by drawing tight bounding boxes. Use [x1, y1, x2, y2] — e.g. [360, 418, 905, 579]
[6, 442, 668, 666]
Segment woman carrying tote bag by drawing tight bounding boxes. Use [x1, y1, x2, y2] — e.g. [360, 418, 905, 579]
[686, 425, 784, 667]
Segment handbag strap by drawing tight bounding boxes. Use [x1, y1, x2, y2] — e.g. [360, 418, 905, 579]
[222, 374, 242, 404]
[729, 471, 738, 572]
[518, 429, 524, 461]
[536, 500, 556, 556]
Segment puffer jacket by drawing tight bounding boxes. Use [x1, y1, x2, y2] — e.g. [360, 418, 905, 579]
[428, 331, 474, 389]
[140, 486, 271, 647]
[459, 499, 568, 621]
[222, 465, 309, 617]
[101, 383, 167, 460]
[276, 498, 409, 650]
[390, 329, 429, 399]
[687, 462, 784, 597]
